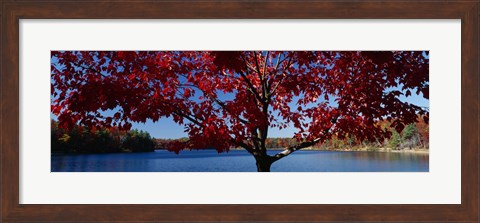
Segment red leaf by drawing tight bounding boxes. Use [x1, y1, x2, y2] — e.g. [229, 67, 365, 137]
[395, 123, 405, 133]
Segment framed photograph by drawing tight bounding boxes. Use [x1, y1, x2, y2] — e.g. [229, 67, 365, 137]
[1, 1, 478, 222]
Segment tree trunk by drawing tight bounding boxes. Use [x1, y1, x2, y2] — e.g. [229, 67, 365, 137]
[255, 155, 273, 172]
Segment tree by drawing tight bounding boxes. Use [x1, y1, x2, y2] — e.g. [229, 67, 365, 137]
[388, 130, 401, 149]
[51, 51, 429, 171]
[415, 117, 429, 148]
[122, 130, 156, 152]
[401, 123, 421, 149]
[51, 120, 157, 154]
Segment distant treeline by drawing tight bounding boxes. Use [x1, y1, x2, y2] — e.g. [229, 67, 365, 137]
[156, 120, 428, 151]
[53, 117, 428, 154]
[317, 121, 429, 151]
[51, 120, 156, 154]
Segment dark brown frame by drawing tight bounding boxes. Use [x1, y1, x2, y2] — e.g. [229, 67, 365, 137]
[1, 1, 478, 222]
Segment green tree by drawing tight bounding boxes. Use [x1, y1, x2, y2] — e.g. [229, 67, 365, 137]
[401, 124, 420, 149]
[388, 130, 401, 149]
[121, 130, 156, 152]
[51, 120, 156, 154]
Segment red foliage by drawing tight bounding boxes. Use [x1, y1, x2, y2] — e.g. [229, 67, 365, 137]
[51, 51, 429, 154]
[415, 116, 430, 147]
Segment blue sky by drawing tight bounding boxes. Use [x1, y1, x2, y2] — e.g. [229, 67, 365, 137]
[51, 91, 428, 139]
[128, 92, 428, 139]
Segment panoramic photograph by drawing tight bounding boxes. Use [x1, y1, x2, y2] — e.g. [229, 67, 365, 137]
[51, 51, 429, 172]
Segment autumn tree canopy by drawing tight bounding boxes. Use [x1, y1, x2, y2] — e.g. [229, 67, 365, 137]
[51, 51, 429, 171]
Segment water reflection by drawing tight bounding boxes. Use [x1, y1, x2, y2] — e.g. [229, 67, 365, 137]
[52, 150, 429, 172]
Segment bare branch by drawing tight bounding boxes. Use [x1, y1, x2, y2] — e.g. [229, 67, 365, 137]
[263, 52, 269, 78]
[272, 138, 321, 162]
[274, 53, 283, 70]
[230, 139, 254, 154]
[271, 114, 339, 162]
[253, 51, 263, 77]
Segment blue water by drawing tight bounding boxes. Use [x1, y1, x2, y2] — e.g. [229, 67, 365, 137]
[51, 150, 429, 172]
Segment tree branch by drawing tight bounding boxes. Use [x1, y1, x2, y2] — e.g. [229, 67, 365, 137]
[219, 70, 242, 80]
[271, 114, 339, 162]
[263, 52, 269, 78]
[260, 52, 269, 104]
[206, 95, 250, 125]
[71, 62, 108, 78]
[178, 81, 251, 125]
[271, 138, 321, 162]
[171, 109, 203, 127]
[230, 139, 254, 154]
[238, 70, 264, 103]
[237, 54, 265, 104]
[269, 56, 294, 98]
[253, 51, 263, 78]
[274, 54, 283, 70]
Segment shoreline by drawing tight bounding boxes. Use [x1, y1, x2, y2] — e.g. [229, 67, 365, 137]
[231, 147, 429, 154]
[54, 147, 429, 155]
[302, 147, 429, 154]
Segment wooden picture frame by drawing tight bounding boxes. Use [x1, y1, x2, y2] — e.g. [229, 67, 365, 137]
[1, 1, 478, 222]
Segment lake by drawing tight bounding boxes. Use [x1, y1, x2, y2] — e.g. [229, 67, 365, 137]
[51, 150, 429, 172]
